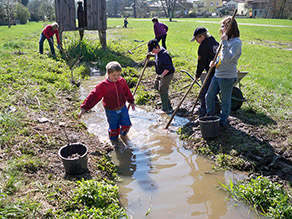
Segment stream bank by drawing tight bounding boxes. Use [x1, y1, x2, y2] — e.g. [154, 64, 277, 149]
[80, 75, 262, 218]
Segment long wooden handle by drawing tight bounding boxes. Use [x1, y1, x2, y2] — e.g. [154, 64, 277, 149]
[165, 9, 238, 129]
[129, 41, 148, 52]
[165, 78, 198, 129]
[191, 9, 238, 114]
[128, 56, 149, 110]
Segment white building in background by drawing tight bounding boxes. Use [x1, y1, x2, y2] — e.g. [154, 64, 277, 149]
[226, 0, 248, 15]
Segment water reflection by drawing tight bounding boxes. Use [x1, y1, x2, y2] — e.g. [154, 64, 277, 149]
[80, 76, 262, 219]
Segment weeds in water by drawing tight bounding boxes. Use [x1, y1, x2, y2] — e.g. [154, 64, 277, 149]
[219, 176, 292, 218]
[177, 125, 194, 140]
[98, 155, 118, 179]
[215, 153, 247, 170]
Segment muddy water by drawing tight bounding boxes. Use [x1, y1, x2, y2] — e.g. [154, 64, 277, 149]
[80, 75, 261, 219]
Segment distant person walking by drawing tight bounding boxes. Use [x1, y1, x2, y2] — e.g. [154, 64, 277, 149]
[123, 17, 128, 28]
[191, 27, 219, 117]
[206, 17, 242, 130]
[39, 22, 61, 56]
[152, 17, 168, 50]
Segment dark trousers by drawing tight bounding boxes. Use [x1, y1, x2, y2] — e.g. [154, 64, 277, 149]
[39, 33, 55, 55]
[156, 34, 167, 50]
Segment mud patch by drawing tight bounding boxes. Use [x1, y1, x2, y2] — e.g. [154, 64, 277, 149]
[246, 39, 292, 50]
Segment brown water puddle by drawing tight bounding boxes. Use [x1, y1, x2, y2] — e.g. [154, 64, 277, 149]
[80, 75, 263, 219]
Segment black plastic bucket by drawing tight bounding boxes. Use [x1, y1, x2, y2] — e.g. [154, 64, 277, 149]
[199, 116, 220, 139]
[58, 143, 88, 175]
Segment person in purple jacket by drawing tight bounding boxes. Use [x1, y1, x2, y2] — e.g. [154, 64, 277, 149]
[152, 17, 168, 50]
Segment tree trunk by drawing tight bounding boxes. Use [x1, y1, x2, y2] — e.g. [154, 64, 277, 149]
[133, 0, 137, 18]
[114, 0, 118, 17]
[160, 0, 169, 18]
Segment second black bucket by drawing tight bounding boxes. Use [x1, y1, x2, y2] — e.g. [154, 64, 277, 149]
[199, 116, 220, 139]
[58, 143, 88, 175]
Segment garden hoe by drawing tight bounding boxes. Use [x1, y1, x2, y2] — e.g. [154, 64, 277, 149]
[127, 41, 148, 54]
[128, 55, 150, 110]
[165, 9, 238, 129]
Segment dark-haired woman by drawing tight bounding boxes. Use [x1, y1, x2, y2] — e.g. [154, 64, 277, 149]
[205, 16, 242, 130]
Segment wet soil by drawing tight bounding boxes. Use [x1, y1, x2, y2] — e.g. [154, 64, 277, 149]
[139, 63, 292, 188]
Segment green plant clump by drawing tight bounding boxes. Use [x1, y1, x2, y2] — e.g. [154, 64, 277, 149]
[63, 179, 127, 218]
[215, 153, 247, 170]
[220, 176, 292, 218]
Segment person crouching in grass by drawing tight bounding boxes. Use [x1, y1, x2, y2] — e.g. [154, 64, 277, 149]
[78, 61, 136, 141]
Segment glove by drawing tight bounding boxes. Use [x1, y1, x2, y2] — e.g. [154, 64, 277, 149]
[147, 53, 155, 59]
[57, 44, 61, 49]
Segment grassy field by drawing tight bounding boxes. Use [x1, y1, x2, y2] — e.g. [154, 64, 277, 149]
[103, 18, 292, 119]
[0, 22, 127, 218]
[0, 18, 292, 218]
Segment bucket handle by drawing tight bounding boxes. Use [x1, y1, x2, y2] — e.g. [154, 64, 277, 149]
[62, 128, 72, 155]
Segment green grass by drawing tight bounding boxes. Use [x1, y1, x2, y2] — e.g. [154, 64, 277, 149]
[220, 176, 292, 218]
[0, 22, 127, 218]
[1, 18, 292, 218]
[105, 18, 292, 118]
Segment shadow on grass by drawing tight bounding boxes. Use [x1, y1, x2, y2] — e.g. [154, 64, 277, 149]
[231, 107, 276, 126]
[205, 124, 292, 185]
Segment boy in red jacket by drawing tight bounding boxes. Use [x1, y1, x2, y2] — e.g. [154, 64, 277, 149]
[39, 22, 61, 56]
[78, 61, 136, 141]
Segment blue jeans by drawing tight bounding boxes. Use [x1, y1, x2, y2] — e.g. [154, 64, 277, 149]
[105, 106, 132, 140]
[39, 33, 55, 55]
[206, 76, 237, 126]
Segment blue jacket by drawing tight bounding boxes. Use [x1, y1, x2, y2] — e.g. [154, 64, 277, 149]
[155, 48, 175, 75]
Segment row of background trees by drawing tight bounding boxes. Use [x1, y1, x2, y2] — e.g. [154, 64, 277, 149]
[107, 0, 292, 20]
[0, 0, 291, 27]
[0, 0, 54, 26]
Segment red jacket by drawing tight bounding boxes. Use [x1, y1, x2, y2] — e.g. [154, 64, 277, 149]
[42, 25, 60, 44]
[81, 77, 134, 111]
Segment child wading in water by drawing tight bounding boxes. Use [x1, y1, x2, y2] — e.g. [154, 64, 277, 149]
[78, 61, 136, 141]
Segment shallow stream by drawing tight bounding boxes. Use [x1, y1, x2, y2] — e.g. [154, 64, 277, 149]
[80, 74, 261, 219]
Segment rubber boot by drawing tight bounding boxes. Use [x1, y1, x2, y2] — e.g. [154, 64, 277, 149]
[160, 93, 169, 111]
[168, 100, 173, 113]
